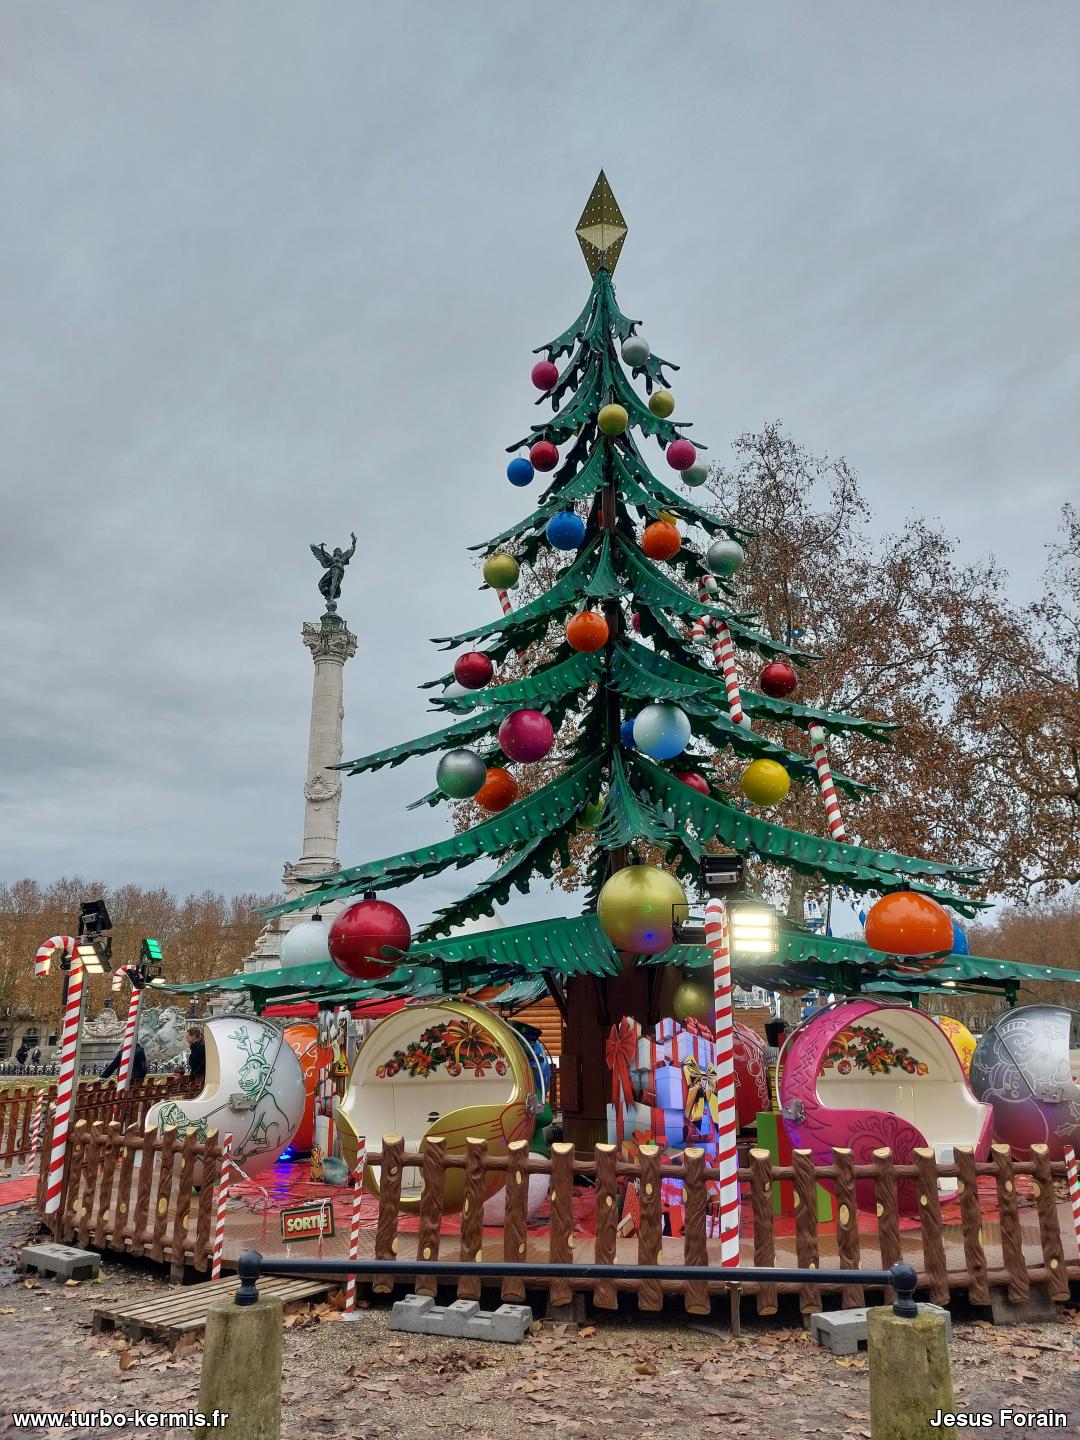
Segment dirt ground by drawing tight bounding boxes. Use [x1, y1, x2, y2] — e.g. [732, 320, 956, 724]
[1, 1204, 1078, 1439]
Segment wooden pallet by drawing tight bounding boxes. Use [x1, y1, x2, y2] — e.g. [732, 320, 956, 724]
[92, 1276, 333, 1346]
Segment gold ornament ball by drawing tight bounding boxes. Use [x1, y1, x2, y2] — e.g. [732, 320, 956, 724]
[740, 758, 791, 806]
[482, 553, 520, 590]
[672, 977, 713, 1024]
[649, 390, 675, 418]
[597, 864, 688, 955]
[598, 403, 629, 436]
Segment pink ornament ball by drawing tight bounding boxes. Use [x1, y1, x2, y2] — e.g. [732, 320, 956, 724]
[531, 359, 559, 391]
[453, 651, 494, 690]
[630, 611, 642, 633]
[530, 440, 559, 472]
[498, 708, 555, 763]
[666, 439, 697, 471]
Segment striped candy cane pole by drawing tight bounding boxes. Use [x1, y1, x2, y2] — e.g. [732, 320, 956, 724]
[43, 955, 85, 1214]
[28, 1088, 46, 1160]
[691, 577, 714, 643]
[704, 898, 741, 1267]
[211, 1133, 234, 1280]
[711, 620, 746, 728]
[35, 935, 77, 979]
[495, 589, 513, 618]
[115, 978, 142, 1093]
[807, 724, 848, 843]
[1065, 1146, 1080, 1258]
[344, 1137, 368, 1316]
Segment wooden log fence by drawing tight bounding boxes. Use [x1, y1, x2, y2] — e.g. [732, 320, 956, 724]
[0, 1075, 194, 1168]
[33, 1125, 1080, 1308]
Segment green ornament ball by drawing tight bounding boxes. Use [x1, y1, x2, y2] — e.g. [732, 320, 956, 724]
[483, 553, 520, 590]
[672, 977, 713, 1024]
[598, 403, 629, 436]
[580, 796, 607, 829]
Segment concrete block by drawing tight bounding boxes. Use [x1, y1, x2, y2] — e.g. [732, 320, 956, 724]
[810, 1308, 868, 1355]
[812, 1303, 952, 1356]
[195, 1295, 283, 1439]
[389, 1294, 532, 1344]
[868, 1305, 955, 1440]
[19, 1243, 100, 1281]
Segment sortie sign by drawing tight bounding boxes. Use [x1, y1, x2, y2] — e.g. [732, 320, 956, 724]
[280, 1202, 335, 1243]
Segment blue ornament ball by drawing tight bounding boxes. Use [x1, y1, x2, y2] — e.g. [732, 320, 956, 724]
[633, 702, 691, 760]
[619, 718, 637, 748]
[951, 922, 969, 955]
[546, 511, 586, 550]
[507, 457, 535, 487]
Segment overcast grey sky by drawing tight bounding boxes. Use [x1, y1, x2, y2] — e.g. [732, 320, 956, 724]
[3, 3, 1078, 930]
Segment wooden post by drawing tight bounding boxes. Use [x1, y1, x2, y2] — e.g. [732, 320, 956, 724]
[791, 1149, 821, 1313]
[131, 1129, 156, 1258]
[954, 1145, 990, 1306]
[35, 1111, 55, 1218]
[94, 1122, 122, 1250]
[170, 1129, 201, 1281]
[913, 1148, 949, 1306]
[113, 1123, 140, 1256]
[748, 1148, 778, 1316]
[592, 1144, 619, 1310]
[548, 1142, 576, 1308]
[76, 1122, 105, 1249]
[831, 1148, 864, 1309]
[457, 1138, 487, 1302]
[1029, 1144, 1070, 1302]
[416, 1136, 448, 1299]
[636, 1144, 664, 1312]
[991, 1143, 1029, 1304]
[501, 1140, 530, 1304]
[872, 1147, 902, 1301]
[682, 1147, 709, 1315]
[150, 1126, 178, 1265]
[373, 1135, 404, 1294]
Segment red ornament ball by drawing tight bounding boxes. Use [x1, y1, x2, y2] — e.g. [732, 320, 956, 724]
[453, 651, 494, 690]
[641, 521, 682, 561]
[759, 660, 798, 699]
[530, 440, 559, 472]
[531, 359, 559, 391]
[475, 766, 519, 813]
[328, 898, 411, 980]
[630, 611, 642, 633]
[864, 891, 954, 959]
[566, 610, 609, 652]
[666, 439, 697, 471]
[674, 770, 709, 795]
[498, 708, 555, 763]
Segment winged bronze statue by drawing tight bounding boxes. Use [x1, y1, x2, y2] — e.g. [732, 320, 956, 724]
[310, 533, 357, 613]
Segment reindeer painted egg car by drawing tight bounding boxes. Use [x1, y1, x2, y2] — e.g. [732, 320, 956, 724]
[145, 1016, 305, 1174]
[778, 1000, 992, 1211]
[969, 1004, 1080, 1161]
[334, 1000, 536, 1212]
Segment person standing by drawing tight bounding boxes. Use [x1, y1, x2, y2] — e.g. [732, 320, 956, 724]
[186, 1026, 206, 1088]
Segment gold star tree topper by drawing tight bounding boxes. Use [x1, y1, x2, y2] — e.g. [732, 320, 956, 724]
[576, 171, 627, 276]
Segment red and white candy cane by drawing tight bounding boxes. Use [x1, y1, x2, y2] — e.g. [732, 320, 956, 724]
[41, 946, 87, 1215]
[691, 576, 714, 643]
[495, 589, 513, 618]
[344, 1137, 368, 1316]
[113, 968, 142, 1093]
[1065, 1146, 1080, 1258]
[28, 1088, 46, 1160]
[704, 898, 741, 1267]
[35, 935, 77, 979]
[807, 724, 848, 843]
[710, 620, 746, 728]
[211, 1133, 234, 1280]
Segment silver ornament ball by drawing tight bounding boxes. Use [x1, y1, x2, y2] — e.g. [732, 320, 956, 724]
[620, 335, 651, 367]
[683, 461, 709, 488]
[706, 538, 745, 578]
[436, 748, 488, 799]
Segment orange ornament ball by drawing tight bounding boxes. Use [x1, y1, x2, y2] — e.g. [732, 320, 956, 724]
[864, 891, 954, 958]
[565, 610, 609, 652]
[641, 521, 681, 561]
[475, 766, 519, 813]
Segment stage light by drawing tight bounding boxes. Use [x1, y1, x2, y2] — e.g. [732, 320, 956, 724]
[728, 900, 780, 960]
[75, 942, 105, 975]
[141, 937, 164, 967]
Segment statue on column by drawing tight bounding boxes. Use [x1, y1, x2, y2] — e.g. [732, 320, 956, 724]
[310, 533, 357, 614]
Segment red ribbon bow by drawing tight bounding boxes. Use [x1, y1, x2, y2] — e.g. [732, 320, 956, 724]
[605, 1018, 639, 1143]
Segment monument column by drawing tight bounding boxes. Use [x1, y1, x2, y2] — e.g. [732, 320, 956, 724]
[287, 614, 358, 890]
[243, 536, 359, 973]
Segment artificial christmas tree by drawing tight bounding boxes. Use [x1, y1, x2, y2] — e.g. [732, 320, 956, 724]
[263, 173, 985, 1145]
